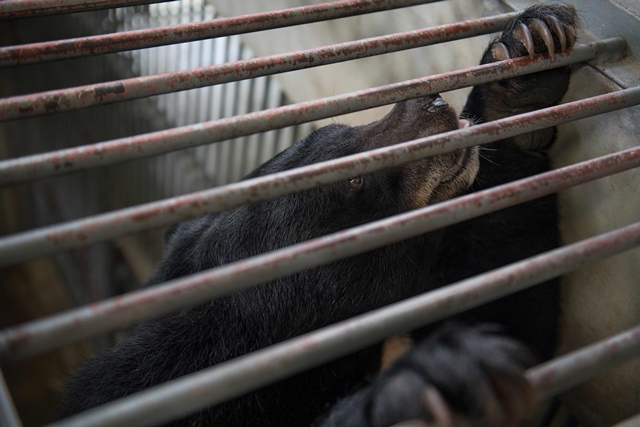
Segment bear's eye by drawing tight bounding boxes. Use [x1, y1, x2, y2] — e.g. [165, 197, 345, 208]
[348, 176, 363, 191]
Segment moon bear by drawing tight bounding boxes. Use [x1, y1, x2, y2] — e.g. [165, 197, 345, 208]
[61, 4, 577, 426]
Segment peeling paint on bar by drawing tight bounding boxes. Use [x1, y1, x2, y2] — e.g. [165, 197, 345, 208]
[0, 39, 628, 181]
[42, 222, 640, 427]
[1, 150, 640, 364]
[0, 12, 520, 119]
[0, 86, 638, 267]
[0, 0, 445, 62]
[0, 0, 171, 19]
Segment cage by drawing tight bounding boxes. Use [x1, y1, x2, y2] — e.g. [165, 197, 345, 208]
[0, 0, 639, 426]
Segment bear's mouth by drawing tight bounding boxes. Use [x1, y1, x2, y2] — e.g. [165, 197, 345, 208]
[441, 119, 471, 183]
[423, 118, 479, 206]
[442, 148, 472, 183]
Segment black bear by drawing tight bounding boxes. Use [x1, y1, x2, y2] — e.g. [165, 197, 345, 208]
[61, 4, 577, 426]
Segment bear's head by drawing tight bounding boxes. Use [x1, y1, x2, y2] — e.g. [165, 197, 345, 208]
[244, 95, 479, 246]
[156, 95, 480, 328]
[161, 95, 478, 294]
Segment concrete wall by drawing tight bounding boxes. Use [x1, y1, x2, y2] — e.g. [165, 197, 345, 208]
[554, 65, 640, 426]
[209, 1, 640, 425]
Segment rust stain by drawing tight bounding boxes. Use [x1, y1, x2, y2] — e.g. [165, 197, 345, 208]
[44, 99, 59, 113]
[130, 206, 163, 223]
[94, 82, 125, 98]
[46, 230, 75, 246]
[5, 329, 31, 355]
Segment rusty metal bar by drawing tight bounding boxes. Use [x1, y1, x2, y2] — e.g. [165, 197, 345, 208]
[2, 148, 640, 363]
[0, 37, 624, 124]
[0, 12, 527, 121]
[46, 222, 640, 427]
[0, 369, 23, 427]
[0, 85, 638, 267]
[0, 0, 170, 19]
[0, 38, 627, 181]
[528, 324, 640, 401]
[0, 0, 445, 64]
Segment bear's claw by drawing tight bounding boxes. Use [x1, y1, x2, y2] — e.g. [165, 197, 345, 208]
[547, 15, 567, 52]
[513, 23, 536, 59]
[491, 42, 511, 61]
[489, 5, 577, 61]
[527, 19, 554, 57]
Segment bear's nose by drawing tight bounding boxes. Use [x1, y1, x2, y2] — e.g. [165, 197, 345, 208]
[421, 95, 449, 112]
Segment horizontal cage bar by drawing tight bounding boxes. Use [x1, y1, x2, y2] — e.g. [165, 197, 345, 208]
[0, 0, 172, 19]
[0, 38, 627, 182]
[529, 324, 640, 401]
[46, 222, 640, 427]
[0, 85, 638, 267]
[0, 0, 444, 65]
[1, 146, 639, 362]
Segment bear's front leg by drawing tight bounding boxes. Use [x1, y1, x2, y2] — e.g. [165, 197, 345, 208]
[316, 324, 535, 427]
[463, 4, 578, 153]
[433, 6, 578, 355]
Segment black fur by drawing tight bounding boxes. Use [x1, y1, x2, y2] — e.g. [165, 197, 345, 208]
[61, 4, 578, 426]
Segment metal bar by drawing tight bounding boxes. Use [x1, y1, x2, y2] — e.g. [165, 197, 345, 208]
[46, 222, 640, 427]
[528, 325, 640, 401]
[0, 0, 445, 64]
[0, 0, 171, 19]
[0, 12, 522, 120]
[0, 36, 624, 125]
[0, 369, 23, 427]
[0, 85, 638, 267]
[611, 413, 640, 427]
[2, 148, 640, 363]
[0, 38, 627, 181]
